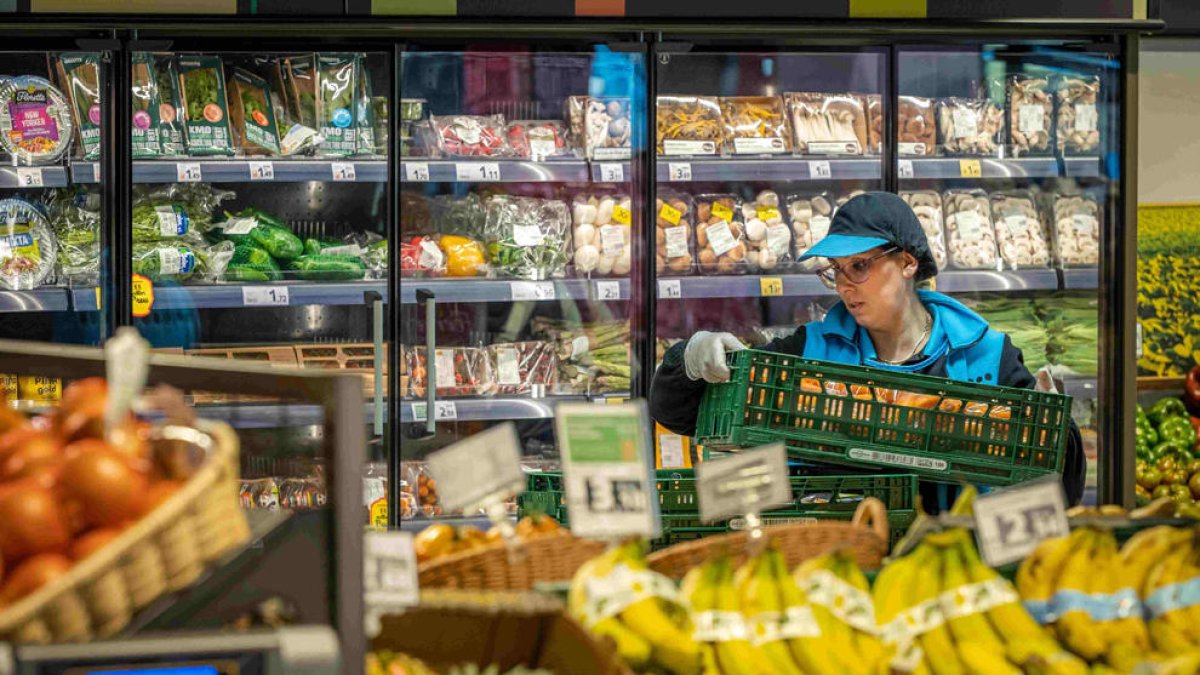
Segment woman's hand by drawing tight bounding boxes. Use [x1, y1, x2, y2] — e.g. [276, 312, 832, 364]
[684, 331, 746, 383]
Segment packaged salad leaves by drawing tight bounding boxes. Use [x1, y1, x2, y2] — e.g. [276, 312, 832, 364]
[355, 54, 377, 156]
[0, 198, 57, 290]
[176, 55, 235, 156]
[54, 53, 100, 161]
[154, 54, 184, 156]
[132, 202, 198, 242]
[228, 67, 281, 156]
[429, 192, 486, 239]
[130, 54, 164, 158]
[48, 185, 99, 249]
[285, 54, 318, 130]
[132, 235, 232, 284]
[656, 95, 723, 156]
[316, 53, 357, 157]
[0, 75, 74, 166]
[483, 195, 571, 280]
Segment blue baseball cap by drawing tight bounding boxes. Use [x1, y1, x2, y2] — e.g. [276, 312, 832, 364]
[799, 191, 938, 281]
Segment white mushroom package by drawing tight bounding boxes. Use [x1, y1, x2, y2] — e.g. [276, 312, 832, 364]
[990, 190, 1051, 269]
[571, 192, 632, 277]
[740, 190, 792, 272]
[787, 191, 835, 272]
[655, 190, 695, 275]
[694, 193, 749, 275]
[1007, 75, 1054, 157]
[936, 98, 1004, 156]
[1056, 75, 1101, 155]
[899, 190, 948, 270]
[942, 189, 999, 270]
[1052, 192, 1100, 267]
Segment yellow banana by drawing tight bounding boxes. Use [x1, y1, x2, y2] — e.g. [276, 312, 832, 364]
[910, 541, 965, 675]
[956, 640, 1022, 675]
[1016, 533, 1078, 606]
[874, 546, 930, 674]
[834, 550, 888, 672]
[1144, 543, 1199, 655]
[1005, 640, 1090, 675]
[735, 551, 806, 675]
[590, 616, 652, 669]
[707, 556, 781, 675]
[1090, 530, 1150, 669]
[778, 549, 859, 675]
[614, 540, 702, 675]
[1051, 529, 1108, 662]
[955, 528, 1050, 644]
[941, 533, 1007, 660]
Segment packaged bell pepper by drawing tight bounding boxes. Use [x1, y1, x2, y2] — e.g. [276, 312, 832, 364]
[131, 53, 164, 158]
[0, 75, 74, 165]
[228, 67, 281, 156]
[316, 53, 357, 157]
[55, 53, 101, 160]
[176, 54, 235, 156]
[212, 207, 303, 260]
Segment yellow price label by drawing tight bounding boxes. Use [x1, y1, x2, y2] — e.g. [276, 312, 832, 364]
[612, 204, 632, 225]
[711, 202, 734, 222]
[132, 274, 155, 317]
[605, 397, 627, 405]
[959, 159, 982, 178]
[368, 497, 388, 531]
[19, 376, 60, 402]
[94, 286, 101, 310]
[760, 277, 784, 296]
[756, 206, 782, 222]
[659, 203, 682, 226]
[0, 374, 17, 400]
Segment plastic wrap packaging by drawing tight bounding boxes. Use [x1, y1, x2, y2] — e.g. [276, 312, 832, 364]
[741, 189, 792, 273]
[720, 96, 791, 155]
[655, 190, 694, 276]
[1007, 75, 1053, 157]
[0, 198, 57, 290]
[694, 193, 748, 275]
[787, 192, 836, 272]
[153, 54, 185, 157]
[990, 190, 1051, 269]
[1056, 75, 1101, 155]
[505, 120, 571, 160]
[407, 464, 444, 517]
[898, 96, 936, 156]
[567, 96, 631, 160]
[403, 346, 495, 398]
[899, 190, 947, 270]
[942, 189, 999, 270]
[176, 54, 236, 157]
[399, 191, 432, 237]
[786, 93, 868, 156]
[656, 95, 723, 156]
[228, 67, 282, 156]
[865, 94, 882, 155]
[54, 53, 101, 161]
[436, 234, 488, 277]
[430, 114, 509, 158]
[1051, 192, 1100, 267]
[130, 54, 164, 159]
[400, 235, 446, 278]
[363, 238, 387, 280]
[430, 192, 486, 240]
[132, 234, 233, 284]
[0, 75, 74, 166]
[489, 341, 558, 396]
[483, 195, 571, 280]
[570, 191, 632, 277]
[314, 54, 357, 157]
[48, 187, 100, 285]
[936, 98, 1003, 156]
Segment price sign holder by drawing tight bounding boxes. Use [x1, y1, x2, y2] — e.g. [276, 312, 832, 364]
[696, 443, 791, 551]
[426, 422, 527, 553]
[364, 530, 420, 637]
[959, 159, 983, 178]
[759, 277, 783, 297]
[972, 475, 1069, 567]
[557, 401, 660, 540]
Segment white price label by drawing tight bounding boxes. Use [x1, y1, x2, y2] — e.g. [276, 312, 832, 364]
[659, 433, 685, 469]
[696, 443, 792, 523]
[404, 162, 430, 182]
[427, 423, 525, 512]
[248, 161, 275, 181]
[176, 162, 202, 183]
[15, 167, 43, 187]
[456, 162, 501, 182]
[241, 285, 290, 307]
[898, 159, 915, 179]
[558, 402, 660, 539]
[331, 162, 357, 181]
[599, 162, 624, 182]
[364, 530, 419, 635]
[808, 160, 832, 180]
[658, 279, 682, 299]
[595, 280, 621, 301]
[409, 401, 457, 422]
[667, 162, 692, 181]
[510, 281, 556, 301]
[973, 477, 1069, 568]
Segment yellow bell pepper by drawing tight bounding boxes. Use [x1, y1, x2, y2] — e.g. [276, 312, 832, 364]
[439, 235, 487, 277]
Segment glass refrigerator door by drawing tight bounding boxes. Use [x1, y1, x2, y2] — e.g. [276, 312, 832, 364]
[897, 42, 1118, 502]
[398, 44, 646, 530]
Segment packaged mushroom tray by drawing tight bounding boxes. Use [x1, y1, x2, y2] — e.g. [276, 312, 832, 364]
[897, 96, 936, 156]
[785, 92, 868, 156]
[1056, 74, 1101, 155]
[694, 193, 748, 276]
[899, 191, 947, 271]
[567, 96, 631, 160]
[989, 190, 1051, 269]
[1050, 191, 1100, 267]
[936, 98, 1003, 156]
[1007, 75, 1054, 157]
[570, 191, 632, 278]
[655, 190, 695, 276]
[787, 192, 835, 272]
[866, 95, 882, 155]
[720, 96, 791, 155]
[656, 95, 723, 157]
[740, 189, 793, 273]
[941, 189, 999, 270]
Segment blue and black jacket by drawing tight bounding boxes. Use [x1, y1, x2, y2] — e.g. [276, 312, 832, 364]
[649, 290, 1086, 509]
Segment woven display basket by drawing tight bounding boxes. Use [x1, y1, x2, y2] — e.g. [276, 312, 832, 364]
[418, 531, 606, 591]
[646, 497, 890, 579]
[0, 421, 251, 644]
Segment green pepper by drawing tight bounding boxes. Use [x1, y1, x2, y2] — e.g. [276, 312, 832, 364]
[1154, 441, 1190, 466]
[1161, 416, 1198, 452]
[1136, 438, 1153, 462]
[1150, 397, 1189, 426]
[1137, 421, 1159, 447]
[1137, 404, 1149, 424]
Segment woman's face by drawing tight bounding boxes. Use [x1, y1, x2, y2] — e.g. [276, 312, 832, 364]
[831, 247, 918, 332]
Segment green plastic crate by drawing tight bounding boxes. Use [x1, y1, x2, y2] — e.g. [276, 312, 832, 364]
[694, 350, 1071, 487]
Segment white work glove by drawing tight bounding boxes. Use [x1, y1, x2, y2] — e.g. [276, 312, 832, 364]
[684, 331, 746, 383]
[1033, 365, 1059, 393]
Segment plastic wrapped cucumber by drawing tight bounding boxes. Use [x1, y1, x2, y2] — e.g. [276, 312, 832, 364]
[286, 253, 365, 281]
[225, 243, 282, 282]
[212, 207, 303, 260]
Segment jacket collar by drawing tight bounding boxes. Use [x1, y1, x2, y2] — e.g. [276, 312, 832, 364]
[822, 290, 990, 352]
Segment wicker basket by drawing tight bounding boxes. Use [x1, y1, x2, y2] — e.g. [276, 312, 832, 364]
[0, 421, 251, 643]
[418, 532, 606, 591]
[646, 497, 891, 579]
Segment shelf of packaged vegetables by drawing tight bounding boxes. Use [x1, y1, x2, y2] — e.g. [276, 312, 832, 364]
[400, 394, 629, 423]
[0, 288, 71, 313]
[901, 156, 1102, 180]
[0, 165, 71, 188]
[399, 277, 630, 304]
[655, 268, 1066, 300]
[401, 159, 633, 183]
[71, 282, 387, 312]
[70, 159, 388, 184]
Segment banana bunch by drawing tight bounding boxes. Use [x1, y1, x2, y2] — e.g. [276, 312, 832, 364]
[794, 548, 887, 674]
[1132, 526, 1200, 658]
[568, 539, 701, 675]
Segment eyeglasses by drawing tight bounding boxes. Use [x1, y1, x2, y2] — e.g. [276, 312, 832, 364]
[814, 247, 900, 289]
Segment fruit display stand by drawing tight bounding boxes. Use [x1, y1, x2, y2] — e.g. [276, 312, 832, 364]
[419, 531, 607, 591]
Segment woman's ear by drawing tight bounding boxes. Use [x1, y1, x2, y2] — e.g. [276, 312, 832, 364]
[903, 253, 918, 277]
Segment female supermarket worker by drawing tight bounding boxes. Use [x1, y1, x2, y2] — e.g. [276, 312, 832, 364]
[649, 191, 1086, 509]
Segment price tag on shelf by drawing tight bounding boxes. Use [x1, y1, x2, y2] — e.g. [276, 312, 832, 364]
[808, 160, 832, 180]
[364, 530, 419, 637]
[510, 281, 556, 301]
[331, 162, 357, 181]
[241, 285, 290, 307]
[973, 477, 1069, 567]
[697, 443, 791, 524]
[667, 162, 692, 182]
[958, 159, 983, 178]
[427, 423, 525, 513]
[599, 162, 624, 182]
[456, 162, 501, 182]
[176, 162, 202, 183]
[15, 167, 44, 187]
[658, 279, 682, 299]
[759, 277, 784, 297]
[558, 402, 660, 539]
[409, 401, 458, 422]
[405, 162, 430, 182]
[595, 280, 621, 301]
[898, 159, 915, 179]
[248, 161, 275, 181]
